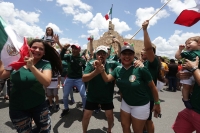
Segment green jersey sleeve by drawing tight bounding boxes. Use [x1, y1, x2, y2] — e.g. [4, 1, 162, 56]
[140, 67, 153, 84]
[84, 61, 94, 74]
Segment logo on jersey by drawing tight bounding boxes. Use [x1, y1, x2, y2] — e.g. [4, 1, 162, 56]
[129, 75, 136, 82]
[79, 62, 82, 66]
[109, 68, 112, 73]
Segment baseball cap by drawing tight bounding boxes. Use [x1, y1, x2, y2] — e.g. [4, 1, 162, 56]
[71, 44, 81, 50]
[96, 45, 108, 53]
[121, 44, 135, 53]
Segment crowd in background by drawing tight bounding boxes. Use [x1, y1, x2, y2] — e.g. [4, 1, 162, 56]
[0, 20, 200, 133]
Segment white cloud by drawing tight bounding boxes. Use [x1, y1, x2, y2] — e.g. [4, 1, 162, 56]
[82, 44, 87, 49]
[124, 10, 130, 14]
[153, 30, 200, 59]
[35, 8, 42, 13]
[135, 7, 169, 27]
[162, 0, 196, 15]
[59, 37, 78, 45]
[56, 0, 92, 11]
[73, 11, 93, 23]
[124, 34, 134, 39]
[87, 13, 131, 39]
[79, 34, 87, 38]
[56, 0, 93, 23]
[46, 23, 63, 34]
[12, 19, 44, 38]
[47, 0, 53, 1]
[17, 10, 40, 24]
[0, 2, 44, 38]
[87, 28, 100, 39]
[112, 18, 131, 34]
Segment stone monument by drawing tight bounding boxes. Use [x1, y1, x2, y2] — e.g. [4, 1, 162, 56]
[87, 21, 155, 59]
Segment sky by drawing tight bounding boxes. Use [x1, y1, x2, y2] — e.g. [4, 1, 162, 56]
[0, 0, 200, 59]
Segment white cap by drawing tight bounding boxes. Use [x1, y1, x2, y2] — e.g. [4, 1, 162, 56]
[96, 45, 108, 53]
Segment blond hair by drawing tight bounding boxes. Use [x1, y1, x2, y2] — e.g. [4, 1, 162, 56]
[185, 36, 200, 44]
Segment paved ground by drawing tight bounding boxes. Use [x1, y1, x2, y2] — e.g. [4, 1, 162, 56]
[0, 86, 185, 133]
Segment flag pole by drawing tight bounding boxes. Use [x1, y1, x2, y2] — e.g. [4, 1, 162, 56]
[129, 0, 172, 40]
[111, 4, 113, 22]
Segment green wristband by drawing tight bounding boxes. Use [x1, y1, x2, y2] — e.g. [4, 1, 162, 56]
[154, 100, 160, 105]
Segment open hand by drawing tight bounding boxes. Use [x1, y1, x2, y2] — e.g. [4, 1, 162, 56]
[152, 104, 161, 118]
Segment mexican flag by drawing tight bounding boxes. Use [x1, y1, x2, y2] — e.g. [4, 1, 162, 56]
[174, 0, 200, 27]
[105, 7, 112, 20]
[0, 16, 29, 70]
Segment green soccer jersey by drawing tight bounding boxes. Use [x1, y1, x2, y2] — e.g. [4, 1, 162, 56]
[111, 66, 152, 106]
[181, 50, 200, 67]
[84, 59, 120, 103]
[107, 54, 118, 61]
[61, 60, 68, 77]
[9, 59, 51, 110]
[60, 49, 86, 79]
[191, 83, 200, 114]
[143, 57, 159, 101]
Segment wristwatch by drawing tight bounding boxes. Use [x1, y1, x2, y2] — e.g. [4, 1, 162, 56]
[190, 66, 198, 73]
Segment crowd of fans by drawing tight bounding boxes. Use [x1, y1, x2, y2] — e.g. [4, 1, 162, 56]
[0, 21, 200, 133]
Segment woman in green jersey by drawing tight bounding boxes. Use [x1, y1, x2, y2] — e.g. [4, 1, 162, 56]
[0, 39, 62, 133]
[96, 44, 161, 133]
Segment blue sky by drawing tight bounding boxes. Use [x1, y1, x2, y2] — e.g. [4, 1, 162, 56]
[0, 0, 200, 59]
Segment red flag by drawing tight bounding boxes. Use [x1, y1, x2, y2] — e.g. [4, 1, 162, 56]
[174, 0, 200, 27]
[174, 10, 200, 27]
[9, 37, 29, 70]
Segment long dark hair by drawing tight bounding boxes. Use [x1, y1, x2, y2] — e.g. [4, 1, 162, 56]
[29, 39, 62, 74]
[45, 27, 54, 36]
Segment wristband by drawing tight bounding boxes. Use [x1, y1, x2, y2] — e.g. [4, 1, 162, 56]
[190, 66, 198, 73]
[154, 100, 160, 105]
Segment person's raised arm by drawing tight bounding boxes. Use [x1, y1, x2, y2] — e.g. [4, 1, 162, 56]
[60, 44, 70, 60]
[25, 49, 52, 87]
[175, 44, 185, 59]
[142, 20, 155, 62]
[89, 38, 94, 58]
[0, 61, 11, 79]
[53, 34, 63, 50]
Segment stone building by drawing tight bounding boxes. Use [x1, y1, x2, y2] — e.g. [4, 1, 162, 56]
[87, 21, 155, 59]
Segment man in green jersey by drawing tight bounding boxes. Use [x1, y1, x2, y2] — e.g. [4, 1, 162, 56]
[59, 44, 86, 118]
[82, 45, 120, 133]
[142, 20, 162, 133]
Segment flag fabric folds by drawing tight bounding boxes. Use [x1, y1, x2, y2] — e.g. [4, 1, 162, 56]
[0, 16, 29, 70]
[174, 0, 200, 27]
[105, 7, 112, 20]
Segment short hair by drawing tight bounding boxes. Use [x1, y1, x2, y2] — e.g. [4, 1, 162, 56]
[170, 59, 175, 63]
[185, 36, 200, 44]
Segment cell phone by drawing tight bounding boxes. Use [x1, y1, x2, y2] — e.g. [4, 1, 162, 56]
[158, 114, 162, 118]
